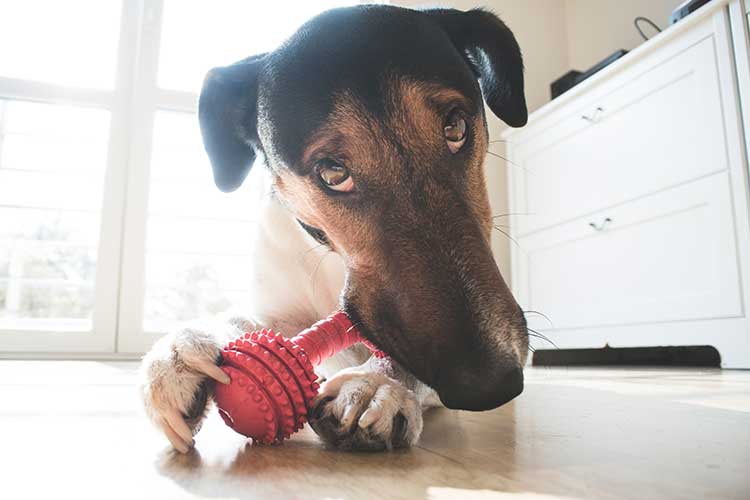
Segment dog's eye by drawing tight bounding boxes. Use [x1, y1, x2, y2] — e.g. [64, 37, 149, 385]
[444, 109, 467, 153]
[316, 161, 354, 192]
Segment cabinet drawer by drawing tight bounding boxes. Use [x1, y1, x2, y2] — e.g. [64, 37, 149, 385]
[513, 35, 728, 235]
[516, 172, 742, 330]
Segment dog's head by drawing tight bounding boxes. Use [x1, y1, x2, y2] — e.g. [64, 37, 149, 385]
[199, 5, 528, 411]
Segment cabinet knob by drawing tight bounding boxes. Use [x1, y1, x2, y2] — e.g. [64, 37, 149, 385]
[582, 106, 605, 123]
[589, 217, 612, 231]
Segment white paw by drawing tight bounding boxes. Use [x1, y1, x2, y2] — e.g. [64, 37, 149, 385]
[139, 327, 230, 453]
[308, 371, 423, 451]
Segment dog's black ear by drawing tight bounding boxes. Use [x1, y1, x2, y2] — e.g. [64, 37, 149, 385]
[198, 54, 266, 192]
[425, 9, 527, 127]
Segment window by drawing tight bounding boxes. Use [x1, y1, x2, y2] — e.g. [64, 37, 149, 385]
[141, 111, 258, 334]
[0, 0, 359, 355]
[0, 101, 109, 332]
[0, 0, 122, 89]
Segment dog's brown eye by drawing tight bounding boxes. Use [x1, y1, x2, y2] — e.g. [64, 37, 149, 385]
[444, 109, 467, 153]
[316, 161, 354, 192]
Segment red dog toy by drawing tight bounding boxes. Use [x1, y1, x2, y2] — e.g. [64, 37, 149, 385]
[214, 311, 383, 444]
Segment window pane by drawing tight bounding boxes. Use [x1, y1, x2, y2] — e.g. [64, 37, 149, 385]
[4, 281, 95, 319]
[0, 241, 96, 282]
[0, 100, 110, 331]
[2, 134, 107, 173]
[143, 111, 261, 332]
[0, 0, 122, 89]
[147, 253, 252, 291]
[0, 209, 100, 245]
[0, 170, 107, 210]
[147, 216, 254, 254]
[158, 0, 354, 92]
[144, 288, 248, 334]
[0, 100, 109, 210]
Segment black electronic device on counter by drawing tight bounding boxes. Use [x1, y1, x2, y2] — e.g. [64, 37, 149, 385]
[669, 0, 713, 24]
[550, 49, 628, 100]
[551, 70, 583, 99]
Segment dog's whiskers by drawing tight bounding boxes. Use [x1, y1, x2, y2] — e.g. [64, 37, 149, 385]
[300, 243, 326, 262]
[492, 225, 520, 247]
[486, 150, 526, 170]
[523, 310, 554, 328]
[486, 150, 513, 164]
[309, 249, 332, 298]
[527, 327, 559, 350]
[344, 322, 364, 336]
[492, 212, 532, 220]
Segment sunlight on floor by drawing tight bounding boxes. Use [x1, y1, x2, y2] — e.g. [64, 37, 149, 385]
[428, 487, 580, 499]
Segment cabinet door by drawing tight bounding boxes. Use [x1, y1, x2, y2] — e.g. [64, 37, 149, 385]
[513, 35, 727, 236]
[515, 173, 742, 331]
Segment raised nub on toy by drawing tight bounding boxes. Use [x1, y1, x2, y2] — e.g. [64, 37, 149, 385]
[214, 311, 383, 444]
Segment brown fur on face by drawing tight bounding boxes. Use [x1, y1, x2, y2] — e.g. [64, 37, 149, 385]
[278, 78, 490, 261]
[272, 76, 527, 408]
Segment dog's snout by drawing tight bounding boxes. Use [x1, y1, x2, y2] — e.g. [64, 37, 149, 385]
[437, 366, 524, 411]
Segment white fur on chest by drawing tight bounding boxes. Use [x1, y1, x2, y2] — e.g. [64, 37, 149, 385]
[240, 169, 364, 376]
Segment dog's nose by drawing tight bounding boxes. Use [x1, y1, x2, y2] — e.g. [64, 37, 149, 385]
[437, 367, 523, 411]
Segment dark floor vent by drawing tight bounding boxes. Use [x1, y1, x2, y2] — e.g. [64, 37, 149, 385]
[532, 345, 720, 367]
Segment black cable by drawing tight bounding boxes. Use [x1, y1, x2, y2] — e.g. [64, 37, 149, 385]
[634, 16, 662, 41]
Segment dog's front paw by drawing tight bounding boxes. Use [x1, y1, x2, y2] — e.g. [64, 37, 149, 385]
[308, 371, 423, 451]
[139, 327, 230, 453]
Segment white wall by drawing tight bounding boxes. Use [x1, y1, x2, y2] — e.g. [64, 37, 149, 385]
[564, 0, 683, 70]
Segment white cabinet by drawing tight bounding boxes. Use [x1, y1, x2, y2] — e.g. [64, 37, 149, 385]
[513, 35, 727, 236]
[517, 173, 742, 329]
[504, 0, 750, 368]
[730, 0, 750, 175]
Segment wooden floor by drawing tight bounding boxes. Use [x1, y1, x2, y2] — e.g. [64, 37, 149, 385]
[0, 362, 748, 499]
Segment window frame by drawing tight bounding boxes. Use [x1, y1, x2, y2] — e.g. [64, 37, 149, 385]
[116, 0, 200, 354]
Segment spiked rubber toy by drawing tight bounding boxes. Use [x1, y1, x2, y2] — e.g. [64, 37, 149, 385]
[214, 311, 384, 444]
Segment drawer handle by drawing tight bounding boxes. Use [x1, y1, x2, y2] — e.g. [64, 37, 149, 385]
[589, 217, 612, 231]
[582, 106, 604, 123]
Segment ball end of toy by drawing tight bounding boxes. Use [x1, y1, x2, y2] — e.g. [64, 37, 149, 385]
[214, 330, 318, 444]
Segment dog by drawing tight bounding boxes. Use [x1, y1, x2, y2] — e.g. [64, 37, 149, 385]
[140, 4, 529, 453]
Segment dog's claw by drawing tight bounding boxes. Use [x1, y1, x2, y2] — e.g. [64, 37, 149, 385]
[161, 418, 190, 453]
[197, 361, 231, 385]
[165, 408, 194, 444]
[358, 406, 382, 429]
[340, 404, 362, 432]
[308, 371, 423, 451]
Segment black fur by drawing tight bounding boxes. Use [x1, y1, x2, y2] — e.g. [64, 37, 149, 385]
[198, 54, 265, 192]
